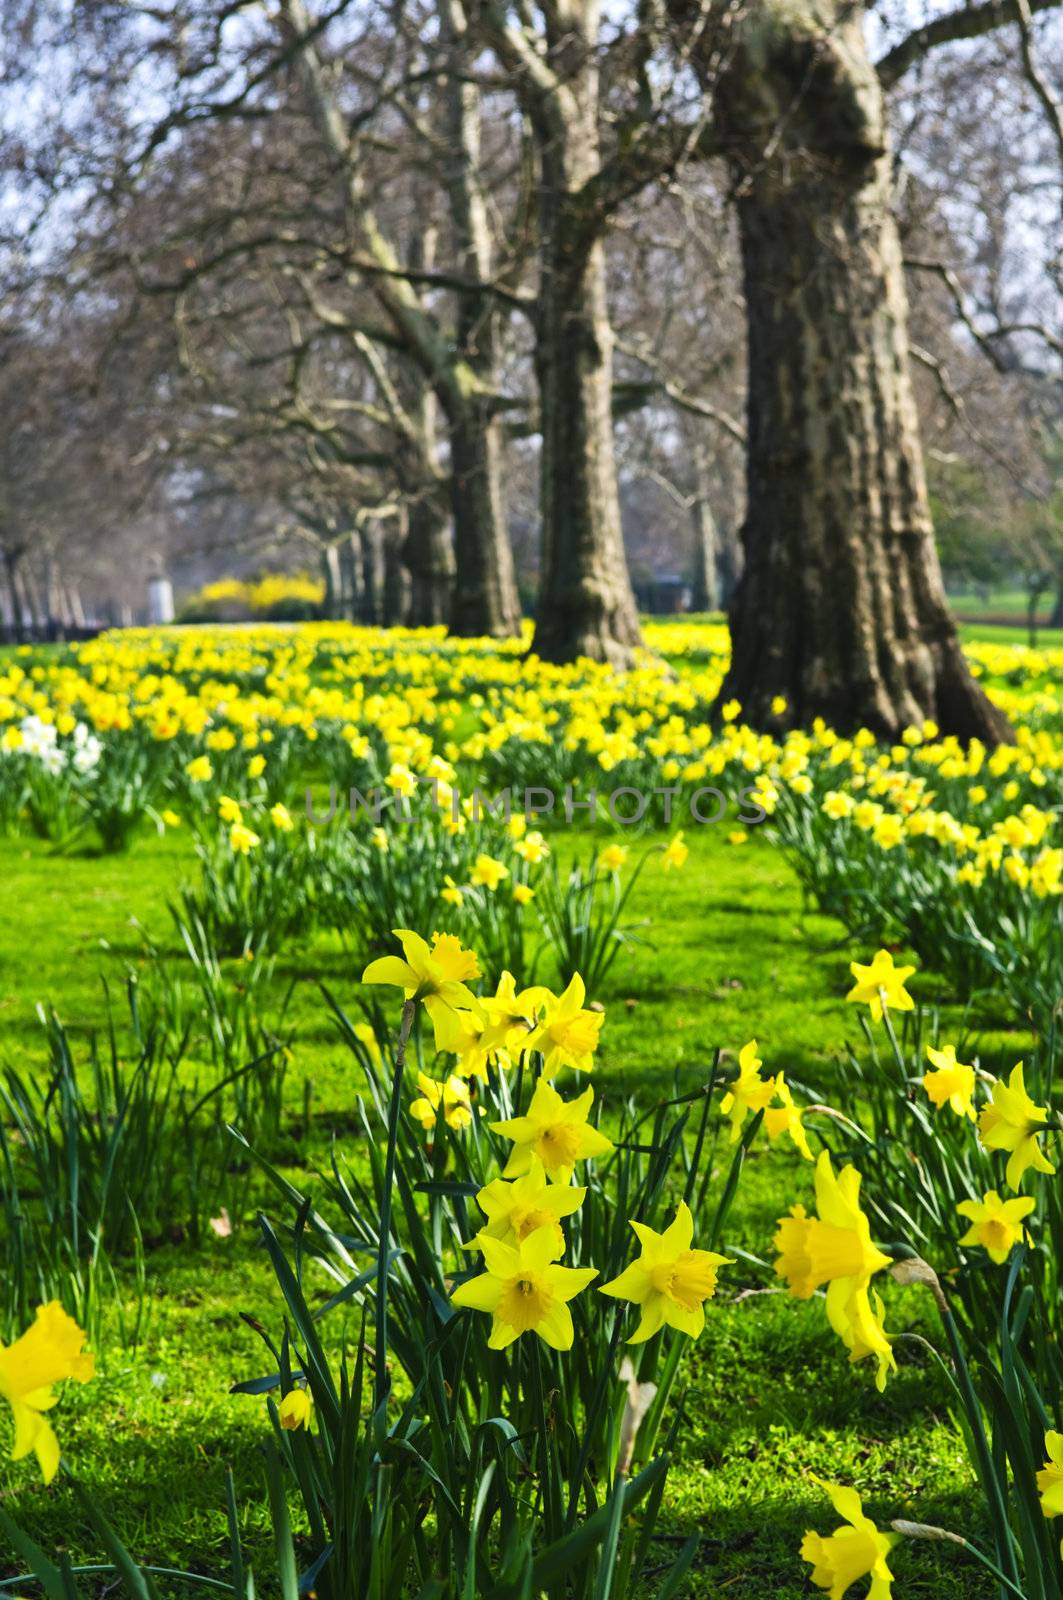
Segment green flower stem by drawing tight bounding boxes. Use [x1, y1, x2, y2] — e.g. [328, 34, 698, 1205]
[375, 996, 416, 1407]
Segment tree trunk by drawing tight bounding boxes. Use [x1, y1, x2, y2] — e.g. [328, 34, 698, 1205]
[339, 531, 363, 621]
[689, 447, 720, 613]
[2, 548, 26, 641]
[359, 524, 383, 624]
[440, 0, 522, 639]
[689, 1, 1011, 743]
[523, 9, 642, 667]
[1050, 575, 1063, 629]
[382, 525, 409, 626]
[448, 409, 520, 635]
[320, 543, 342, 620]
[404, 496, 455, 626]
[531, 234, 642, 665]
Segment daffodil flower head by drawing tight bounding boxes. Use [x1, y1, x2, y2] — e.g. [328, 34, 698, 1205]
[466, 1155, 585, 1255]
[599, 1202, 732, 1343]
[409, 1071, 473, 1133]
[450, 1226, 598, 1349]
[662, 831, 688, 870]
[524, 973, 604, 1079]
[1038, 1431, 1063, 1519]
[922, 1043, 976, 1120]
[433, 1005, 502, 1081]
[0, 1301, 95, 1484]
[471, 853, 509, 890]
[719, 1039, 776, 1142]
[800, 1476, 899, 1600]
[978, 1062, 1056, 1190]
[775, 1153, 891, 1300]
[362, 929, 483, 1026]
[480, 970, 543, 1057]
[957, 1189, 1035, 1264]
[764, 1075, 813, 1161]
[831, 1285, 897, 1393]
[775, 1152, 895, 1387]
[846, 949, 915, 1023]
[230, 821, 261, 854]
[278, 1387, 312, 1431]
[491, 1079, 613, 1183]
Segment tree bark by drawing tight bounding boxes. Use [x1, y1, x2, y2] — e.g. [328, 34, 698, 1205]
[686, 0, 1012, 743]
[404, 495, 455, 626]
[359, 523, 383, 624]
[382, 525, 409, 626]
[689, 446, 720, 612]
[339, 531, 363, 621]
[320, 543, 343, 620]
[512, 4, 642, 666]
[441, 0, 522, 638]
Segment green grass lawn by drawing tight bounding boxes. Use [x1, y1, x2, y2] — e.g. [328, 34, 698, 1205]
[0, 819, 1002, 1596]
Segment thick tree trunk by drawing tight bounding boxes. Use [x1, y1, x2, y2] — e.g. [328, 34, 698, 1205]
[358, 524, 383, 624]
[689, 447, 720, 613]
[448, 409, 520, 635]
[339, 531, 363, 621]
[440, 0, 523, 639]
[382, 526, 409, 626]
[531, 235, 642, 665]
[691, 1, 1011, 743]
[404, 496, 455, 626]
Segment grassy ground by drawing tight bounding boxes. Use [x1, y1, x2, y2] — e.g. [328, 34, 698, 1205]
[0, 817, 1003, 1597]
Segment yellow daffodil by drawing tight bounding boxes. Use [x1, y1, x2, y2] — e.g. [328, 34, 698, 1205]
[450, 1227, 597, 1349]
[599, 844, 628, 873]
[230, 821, 261, 854]
[662, 831, 688, 870]
[362, 930, 482, 1027]
[599, 1202, 731, 1342]
[270, 802, 293, 831]
[514, 830, 549, 864]
[524, 973, 604, 1079]
[218, 794, 243, 823]
[161, 809, 181, 828]
[775, 1152, 896, 1390]
[480, 970, 543, 1057]
[764, 1076, 813, 1161]
[922, 1044, 976, 1120]
[801, 1476, 898, 1600]
[957, 1189, 1034, 1264]
[470, 854, 509, 890]
[513, 883, 535, 905]
[409, 1071, 473, 1133]
[491, 1079, 613, 1182]
[186, 755, 213, 781]
[1038, 1432, 1063, 1518]
[846, 950, 915, 1023]
[433, 1004, 503, 1080]
[466, 1156, 585, 1255]
[978, 1062, 1056, 1190]
[248, 754, 266, 778]
[441, 875, 464, 907]
[0, 1302, 95, 1483]
[719, 1039, 776, 1141]
[278, 1387, 312, 1430]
